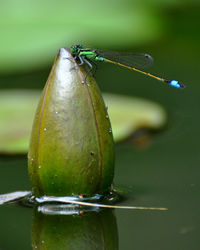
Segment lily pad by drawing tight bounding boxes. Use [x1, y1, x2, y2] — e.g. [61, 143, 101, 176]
[0, 90, 167, 154]
[0, 90, 40, 154]
[104, 93, 167, 142]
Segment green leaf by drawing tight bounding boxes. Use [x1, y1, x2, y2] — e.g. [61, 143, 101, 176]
[0, 0, 163, 73]
[104, 93, 167, 142]
[0, 90, 40, 154]
[0, 90, 167, 154]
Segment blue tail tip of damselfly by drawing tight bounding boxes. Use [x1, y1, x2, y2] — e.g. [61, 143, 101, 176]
[165, 80, 185, 89]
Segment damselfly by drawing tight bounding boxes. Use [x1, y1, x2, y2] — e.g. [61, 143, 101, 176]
[70, 45, 184, 89]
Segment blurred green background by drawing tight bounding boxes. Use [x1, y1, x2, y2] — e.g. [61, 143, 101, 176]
[0, 0, 200, 249]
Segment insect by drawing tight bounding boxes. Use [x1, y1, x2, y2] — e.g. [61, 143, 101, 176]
[70, 45, 184, 89]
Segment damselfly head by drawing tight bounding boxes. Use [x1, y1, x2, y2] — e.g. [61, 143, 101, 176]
[71, 44, 83, 54]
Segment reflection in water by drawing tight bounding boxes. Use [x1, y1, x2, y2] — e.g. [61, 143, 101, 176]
[32, 205, 118, 250]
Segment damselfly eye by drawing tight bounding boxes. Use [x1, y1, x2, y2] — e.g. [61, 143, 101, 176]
[71, 45, 83, 53]
[77, 44, 83, 49]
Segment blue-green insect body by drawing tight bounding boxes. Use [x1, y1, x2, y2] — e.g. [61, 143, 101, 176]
[70, 45, 184, 89]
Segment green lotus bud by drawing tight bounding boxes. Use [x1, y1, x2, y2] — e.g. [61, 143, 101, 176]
[28, 48, 114, 197]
